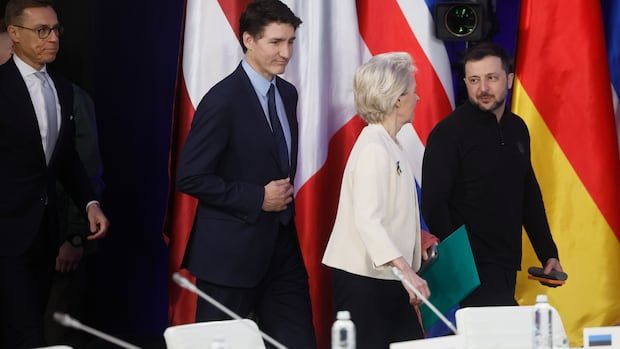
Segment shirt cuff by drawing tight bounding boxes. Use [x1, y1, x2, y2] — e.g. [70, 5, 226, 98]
[86, 200, 100, 212]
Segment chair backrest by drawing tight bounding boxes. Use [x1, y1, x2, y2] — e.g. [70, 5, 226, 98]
[455, 305, 567, 349]
[164, 319, 266, 349]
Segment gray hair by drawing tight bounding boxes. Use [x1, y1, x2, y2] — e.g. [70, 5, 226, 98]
[353, 52, 416, 124]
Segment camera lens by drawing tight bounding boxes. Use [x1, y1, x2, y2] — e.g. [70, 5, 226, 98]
[445, 5, 478, 37]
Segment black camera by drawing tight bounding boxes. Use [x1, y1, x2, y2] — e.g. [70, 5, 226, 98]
[434, 1, 495, 41]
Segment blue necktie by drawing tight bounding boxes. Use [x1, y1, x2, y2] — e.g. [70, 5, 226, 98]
[267, 84, 292, 224]
[267, 84, 290, 176]
[35, 71, 58, 164]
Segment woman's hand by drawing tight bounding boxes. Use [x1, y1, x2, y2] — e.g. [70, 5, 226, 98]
[391, 256, 431, 305]
[421, 230, 440, 261]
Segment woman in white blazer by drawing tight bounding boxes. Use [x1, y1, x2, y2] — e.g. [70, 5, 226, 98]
[322, 52, 430, 348]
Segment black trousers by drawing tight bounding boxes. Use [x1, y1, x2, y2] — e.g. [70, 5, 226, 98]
[461, 263, 518, 307]
[331, 268, 424, 349]
[44, 257, 90, 347]
[195, 223, 316, 349]
[0, 212, 55, 349]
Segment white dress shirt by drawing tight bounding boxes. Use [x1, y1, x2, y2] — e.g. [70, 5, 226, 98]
[13, 54, 99, 212]
[13, 54, 61, 160]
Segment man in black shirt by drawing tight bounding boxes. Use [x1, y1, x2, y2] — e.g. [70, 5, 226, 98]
[421, 42, 563, 306]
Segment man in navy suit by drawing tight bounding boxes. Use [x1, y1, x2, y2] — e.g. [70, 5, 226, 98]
[0, 1, 109, 347]
[177, 1, 315, 347]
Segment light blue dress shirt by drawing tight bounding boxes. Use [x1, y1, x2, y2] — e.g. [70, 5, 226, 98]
[241, 60, 292, 163]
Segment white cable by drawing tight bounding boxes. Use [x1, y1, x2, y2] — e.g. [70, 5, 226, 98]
[53, 312, 142, 349]
[172, 272, 288, 349]
[391, 267, 459, 334]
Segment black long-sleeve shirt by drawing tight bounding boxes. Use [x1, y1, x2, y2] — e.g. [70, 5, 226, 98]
[421, 101, 558, 270]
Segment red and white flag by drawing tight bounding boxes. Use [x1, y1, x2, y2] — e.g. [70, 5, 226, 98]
[165, 1, 453, 347]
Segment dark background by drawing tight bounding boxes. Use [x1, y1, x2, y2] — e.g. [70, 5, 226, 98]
[3, 0, 184, 346]
[51, 0, 185, 344]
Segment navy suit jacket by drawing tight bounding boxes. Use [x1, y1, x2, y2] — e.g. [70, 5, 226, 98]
[177, 63, 299, 288]
[0, 57, 95, 256]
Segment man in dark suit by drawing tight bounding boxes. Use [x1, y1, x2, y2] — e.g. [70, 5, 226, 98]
[0, 1, 109, 347]
[43, 83, 104, 347]
[177, 1, 315, 347]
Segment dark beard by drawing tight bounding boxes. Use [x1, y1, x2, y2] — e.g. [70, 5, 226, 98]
[469, 95, 505, 115]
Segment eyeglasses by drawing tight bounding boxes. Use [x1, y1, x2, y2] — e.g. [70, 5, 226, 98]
[12, 24, 63, 39]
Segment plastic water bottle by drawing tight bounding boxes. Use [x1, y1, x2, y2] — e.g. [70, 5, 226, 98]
[533, 294, 553, 349]
[331, 310, 356, 349]
[210, 336, 228, 349]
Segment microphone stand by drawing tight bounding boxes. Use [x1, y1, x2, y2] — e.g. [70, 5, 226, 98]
[53, 312, 142, 349]
[391, 267, 459, 335]
[172, 272, 288, 349]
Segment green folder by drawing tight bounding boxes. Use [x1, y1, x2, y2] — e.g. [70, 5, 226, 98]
[419, 225, 480, 329]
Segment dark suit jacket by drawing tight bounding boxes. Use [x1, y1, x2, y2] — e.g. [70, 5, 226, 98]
[0, 57, 95, 256]
[177, 63, 299, 288]
[55, 84, 104, 254]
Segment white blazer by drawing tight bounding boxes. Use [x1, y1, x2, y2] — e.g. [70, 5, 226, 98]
[322, 124, 422, 280]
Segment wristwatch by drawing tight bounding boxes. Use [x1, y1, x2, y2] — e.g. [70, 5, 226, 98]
[67, 234, 85, 248]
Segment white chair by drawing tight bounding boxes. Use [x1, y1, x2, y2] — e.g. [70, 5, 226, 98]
[164, 319, 266, 349]
[455, 305, 567, 349]
[390, 305, 569, 349]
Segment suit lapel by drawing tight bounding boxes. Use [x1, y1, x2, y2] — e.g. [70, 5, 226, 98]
[0, 59, 46, 164]
[235, 65, 282, 170]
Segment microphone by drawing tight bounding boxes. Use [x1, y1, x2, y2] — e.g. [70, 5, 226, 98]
[53, 312, 142, 349]
[172, 272, 288, 349]
[391, 267, 459, 335]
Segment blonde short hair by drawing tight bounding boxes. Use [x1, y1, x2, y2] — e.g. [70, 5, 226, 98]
[353, 52, 416, 124]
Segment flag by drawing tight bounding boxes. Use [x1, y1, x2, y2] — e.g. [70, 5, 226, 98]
[601, 0, 620, 155]
[165, 0, 453, 347]
[512, 0, 620, 346]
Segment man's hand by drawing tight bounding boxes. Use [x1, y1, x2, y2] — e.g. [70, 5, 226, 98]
[56, 241, 83, 273]
[262, 178, 293, 212]
[543, 257, 563, 275]
[87, 204, 110, 240]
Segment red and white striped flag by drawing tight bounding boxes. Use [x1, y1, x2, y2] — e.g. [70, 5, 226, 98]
[165, 1, 453, 347]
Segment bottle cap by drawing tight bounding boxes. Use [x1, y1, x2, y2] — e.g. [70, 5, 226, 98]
[536, 294, 548, 303]
[336, 310, 351, 320]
